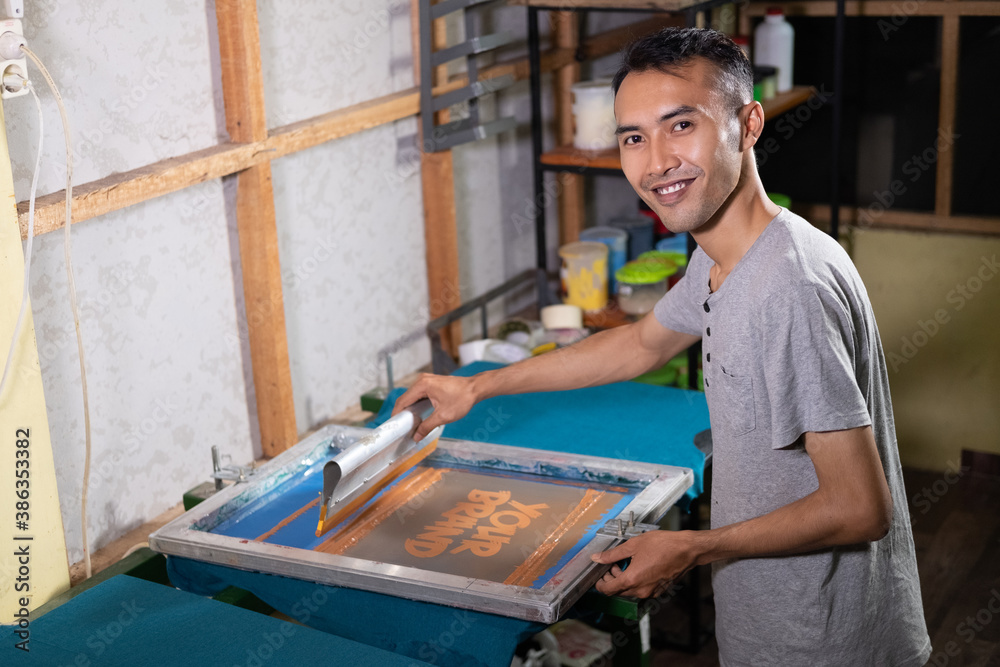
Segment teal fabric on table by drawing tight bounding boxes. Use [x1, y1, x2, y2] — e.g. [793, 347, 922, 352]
[372, 361, 709, 502]
[0, 574, 436, 666]
[166, 556, 541, 667]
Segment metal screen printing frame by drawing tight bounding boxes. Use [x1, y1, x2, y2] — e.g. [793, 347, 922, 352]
[150, 424, 693, 623]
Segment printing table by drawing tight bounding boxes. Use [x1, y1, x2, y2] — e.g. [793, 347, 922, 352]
[7, 362, 710, 667]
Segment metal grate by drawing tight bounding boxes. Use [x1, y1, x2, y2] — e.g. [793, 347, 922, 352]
[418, 0, 517, 152]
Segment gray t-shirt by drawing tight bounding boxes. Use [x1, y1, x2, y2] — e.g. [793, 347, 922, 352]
[654, 209, 931, 666]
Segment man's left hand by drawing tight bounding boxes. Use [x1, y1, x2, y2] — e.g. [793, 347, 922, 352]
[590, 530, 697, 599]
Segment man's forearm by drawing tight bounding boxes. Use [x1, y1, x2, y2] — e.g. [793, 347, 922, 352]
[470, 321, 688, 401]
[688, 487, 889, 567]
[395, 313, 699, 437]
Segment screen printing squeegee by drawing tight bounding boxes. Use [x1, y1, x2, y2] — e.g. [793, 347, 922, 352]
[316, 399, 443, 537]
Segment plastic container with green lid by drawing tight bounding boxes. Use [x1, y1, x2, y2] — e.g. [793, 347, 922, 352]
[615, 260, 675, 315]
[639, 250, 686, 287]
[638, 250, 687, 267]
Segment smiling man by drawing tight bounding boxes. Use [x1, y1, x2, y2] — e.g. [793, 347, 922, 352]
[395, 28, 930, 665]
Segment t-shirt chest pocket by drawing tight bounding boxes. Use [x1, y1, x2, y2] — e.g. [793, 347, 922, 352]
[718, 365, 756, 436]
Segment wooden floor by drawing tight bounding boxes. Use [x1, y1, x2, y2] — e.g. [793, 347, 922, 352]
[651, 467, 1000, 666]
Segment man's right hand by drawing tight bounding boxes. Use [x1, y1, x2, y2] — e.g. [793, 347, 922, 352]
[392, 373, 479, 440]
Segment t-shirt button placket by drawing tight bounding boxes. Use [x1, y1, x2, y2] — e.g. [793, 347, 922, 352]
[703, 302, 711, 387]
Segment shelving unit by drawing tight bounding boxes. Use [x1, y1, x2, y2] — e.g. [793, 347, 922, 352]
[521, 1, 833, 410]
[522, 0, 737, 301]
[522, 4, 839, 300]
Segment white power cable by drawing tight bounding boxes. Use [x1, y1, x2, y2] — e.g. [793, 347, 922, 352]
[0, 76, 41, 399]
[20, 45, 93, 580]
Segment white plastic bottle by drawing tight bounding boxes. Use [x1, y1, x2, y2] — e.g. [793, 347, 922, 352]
[754, 8, 795, 93]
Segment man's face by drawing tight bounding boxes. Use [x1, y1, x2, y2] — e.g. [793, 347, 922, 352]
[614, 60, 745, 234]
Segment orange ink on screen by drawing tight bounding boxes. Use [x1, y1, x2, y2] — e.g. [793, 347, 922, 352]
[504, 488, 607, 587]
[315, 466, 445, 555]
[255, 497, 320, 542]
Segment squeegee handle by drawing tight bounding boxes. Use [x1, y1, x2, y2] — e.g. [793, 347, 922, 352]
[399, 398, 434, 428]
[365, 398, 434, 450]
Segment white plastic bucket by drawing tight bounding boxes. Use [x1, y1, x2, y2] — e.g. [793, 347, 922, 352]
[572, 79, 617, 151]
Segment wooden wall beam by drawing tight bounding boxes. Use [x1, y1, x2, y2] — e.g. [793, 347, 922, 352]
[800, 203, 1000, 237]
[19, 141, 263, 238]
[553, 11, 585, 244]
[18, 88, 421, 239]
[935, 15, 960, 217]
[216, 0, 297, 457]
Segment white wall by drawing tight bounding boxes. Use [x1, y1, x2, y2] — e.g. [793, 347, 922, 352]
[259, 1, 430, 429]
[7, 0, 433, 565]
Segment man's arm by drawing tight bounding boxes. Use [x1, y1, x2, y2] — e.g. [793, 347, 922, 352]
[593, 425, 893, 598]
[394, 313, 699, 438]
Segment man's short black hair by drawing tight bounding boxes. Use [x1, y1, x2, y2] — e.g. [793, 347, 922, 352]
[612, 28, 753, 114]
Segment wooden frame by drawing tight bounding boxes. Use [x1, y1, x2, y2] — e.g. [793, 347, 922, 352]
[214, 0, 297, 457]
[553, 11, 585, 244]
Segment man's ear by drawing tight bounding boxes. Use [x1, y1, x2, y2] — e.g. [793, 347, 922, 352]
[739, 101, 765, 152]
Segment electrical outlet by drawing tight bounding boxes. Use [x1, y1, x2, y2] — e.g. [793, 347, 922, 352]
[0, 18, 27, 99]
[1, 1, 22, 20]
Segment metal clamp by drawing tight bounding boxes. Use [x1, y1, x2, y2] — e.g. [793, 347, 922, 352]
[211, 445, 257, 490]
[597, 511, 659, 540]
